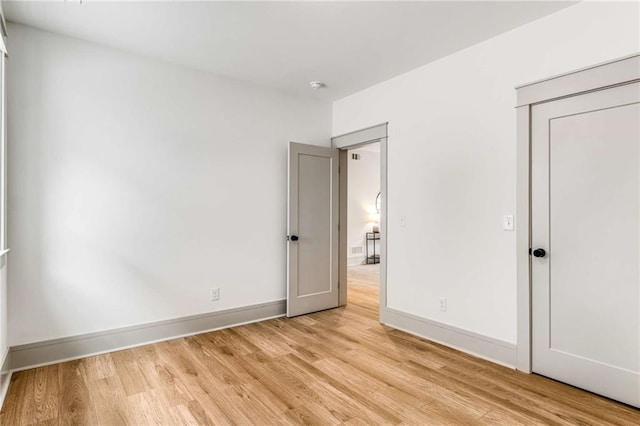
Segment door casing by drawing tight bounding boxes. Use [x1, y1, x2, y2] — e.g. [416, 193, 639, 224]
[332, 124, 388, 314]
[515, 53, 640, 373]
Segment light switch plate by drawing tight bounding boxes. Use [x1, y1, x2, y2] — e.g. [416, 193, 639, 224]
[503, 215, 514, 231]
[399, 215, 407, 228]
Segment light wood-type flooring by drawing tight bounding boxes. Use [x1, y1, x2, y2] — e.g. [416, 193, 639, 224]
[1, 265, 639, 425]
[346, 264, 379, 287]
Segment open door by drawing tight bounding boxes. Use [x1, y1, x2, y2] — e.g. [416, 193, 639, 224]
[287, 142, 339, 317]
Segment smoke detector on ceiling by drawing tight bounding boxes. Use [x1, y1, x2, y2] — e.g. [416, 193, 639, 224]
[309, 81, 326, 90]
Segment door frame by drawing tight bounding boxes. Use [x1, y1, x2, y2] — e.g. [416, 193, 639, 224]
[332, 123, 388, 314]
[515, 53, 640, 373]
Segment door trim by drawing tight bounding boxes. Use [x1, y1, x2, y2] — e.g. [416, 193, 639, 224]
[332, 124, 388, 315]
[516, 53, 640, 107]
[332, 123, 388, 149]
[515, 53, 640, 373]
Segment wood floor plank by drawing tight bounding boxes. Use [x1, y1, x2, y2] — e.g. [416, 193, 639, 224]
[402, 359, 563, 425]
[176, 399, 215, 426]
[340, 418, 370, 426]
[109, 347, 154, 397]
[284, 405, 331, 426]
[233, 323, 293, 358]
[89, 375, 132, 426]
[184, 335, 255, 385]
[438, 363, 632, 426]
[477, 408, 549, 426]
[155, 342, 250, 424]
[127, 389, 179, 426]
[16, 368, 37, 425]
[0, 369, 30, 425]
[2, 264, 639, 425]
[227, 382, 291, 425]
[81, 353, 116, 382]
[473, 365, 640, 425]
[312, 357, 385, 395]
[31, 365, 59, 424]
[280, 353, 402, 424]
[294, 400, 345, 425]
[58, 360, 98, 426]
[202, 327, 262, 357]
[369, 385, 476, 425]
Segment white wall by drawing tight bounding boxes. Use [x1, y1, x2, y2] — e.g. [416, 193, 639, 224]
[333, 1, 640, 344]
[7, 23, 331, 345]
[347, 146, 380, 265]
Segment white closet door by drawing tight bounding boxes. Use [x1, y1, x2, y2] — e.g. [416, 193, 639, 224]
[531, 82, 640, 408]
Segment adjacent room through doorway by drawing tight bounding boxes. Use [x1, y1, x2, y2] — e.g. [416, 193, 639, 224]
[346, 142, 381, 311]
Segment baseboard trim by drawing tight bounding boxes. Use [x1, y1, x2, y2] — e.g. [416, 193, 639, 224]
[381, 307, 517, 368]
[10, 299, 286, 371]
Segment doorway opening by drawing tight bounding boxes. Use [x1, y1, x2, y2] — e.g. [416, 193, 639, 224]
[344, 142, 381, 313]
[333, 123, 388, 321]
[286, 123, 387, 318]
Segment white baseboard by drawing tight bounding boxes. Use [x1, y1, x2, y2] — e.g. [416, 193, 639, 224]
[381, 307, 517, 368]
[10, 300, 286, 372]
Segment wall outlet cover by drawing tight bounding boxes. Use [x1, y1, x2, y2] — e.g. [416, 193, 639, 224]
[439, 297, 447, 312]
[210, 288, 220, 301]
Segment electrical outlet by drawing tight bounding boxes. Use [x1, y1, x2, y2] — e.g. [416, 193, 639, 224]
[210, 288, 220, 301]
[439, 297, 447, 312]
[399, 215, 407, 228]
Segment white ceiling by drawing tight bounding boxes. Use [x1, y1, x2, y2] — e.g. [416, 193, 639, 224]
[3, 1, 576, 101]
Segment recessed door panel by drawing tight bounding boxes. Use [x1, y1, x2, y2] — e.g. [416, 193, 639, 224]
[549, 105, 639, 370]
[297, 154, 332, 296]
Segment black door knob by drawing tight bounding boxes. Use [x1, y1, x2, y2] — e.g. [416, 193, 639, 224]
[532, 248, 546, 258]
[288, 235, 299, 241]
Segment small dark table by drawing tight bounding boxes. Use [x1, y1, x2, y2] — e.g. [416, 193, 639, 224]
[365, 232, 380, 264]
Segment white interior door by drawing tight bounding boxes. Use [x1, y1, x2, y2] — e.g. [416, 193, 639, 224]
[287, 142, 339, 317]
[531, 82, 640, 407]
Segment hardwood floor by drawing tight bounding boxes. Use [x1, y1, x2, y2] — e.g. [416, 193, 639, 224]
[2, 266, 639, 425]
[346, 264, 379, 287]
